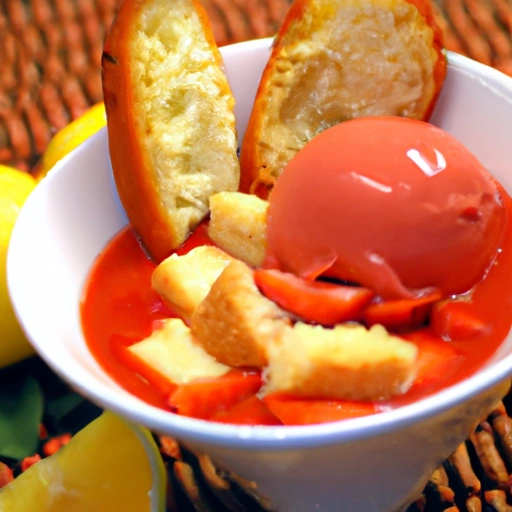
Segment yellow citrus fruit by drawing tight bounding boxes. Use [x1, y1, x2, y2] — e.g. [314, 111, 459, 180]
[0, 411, 167, 511]
[0, 165, 37, 368]
[38, 102, 107, 179]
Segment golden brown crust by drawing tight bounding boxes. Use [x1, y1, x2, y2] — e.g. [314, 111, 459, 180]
[102, 0, 240, 262]
[152, 246, 236, 321]
[207, 192, 269, 267]
[190, 260, 291, 367]
[128, 318, 229, 385]
[239, 0, 447, 198]
[264, 323, 418, 401]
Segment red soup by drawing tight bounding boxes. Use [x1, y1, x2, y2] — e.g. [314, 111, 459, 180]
[81, 188, 512, 427]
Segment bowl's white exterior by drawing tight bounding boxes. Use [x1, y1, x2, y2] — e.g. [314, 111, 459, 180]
[8, 39, 512, 512]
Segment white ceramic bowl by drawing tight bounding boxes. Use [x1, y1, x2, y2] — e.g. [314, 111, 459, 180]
[8, 38, 512, 512]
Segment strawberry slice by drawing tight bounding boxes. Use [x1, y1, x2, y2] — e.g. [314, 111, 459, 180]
[403, 331, 463, 388]
[431, 301, 489, 340]
[362, 291, 442, 331]
[169, 371, 262, 420]
[210, 395, 282, 426]
[264, 394, 379, 426]
[254, 269, 374, 325]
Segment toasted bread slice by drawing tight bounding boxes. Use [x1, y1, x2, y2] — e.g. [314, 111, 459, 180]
[190, 260, 291, 367]
[128, 318, 229, 386]
[264, 323, 418, 401]
[152, 245, 236, 321]
[208, 192, 269, 267]
[102, 0, 240, 261]
[239, 0, 447, 197]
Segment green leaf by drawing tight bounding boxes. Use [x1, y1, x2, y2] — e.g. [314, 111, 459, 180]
[46, 391, 85, 421]
[0, 375, 44, 460]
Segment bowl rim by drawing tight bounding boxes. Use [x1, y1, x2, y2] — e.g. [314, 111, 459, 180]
[8, 38, 512, 451]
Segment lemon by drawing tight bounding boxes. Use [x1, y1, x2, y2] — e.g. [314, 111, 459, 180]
[0, 166, 37, 368]
[38, 102, 106, 179]
[0, 411, 167, 511]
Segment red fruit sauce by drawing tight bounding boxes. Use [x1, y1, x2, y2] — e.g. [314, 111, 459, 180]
[81, 199, 512, 424]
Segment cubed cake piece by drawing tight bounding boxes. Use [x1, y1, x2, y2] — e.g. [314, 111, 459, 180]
[191, 260, 291, 367]
[128, 318, 229, 386]
[264, 323, 418, 401]
[208, 191, 268, 267]
[152, 245, 235, 321]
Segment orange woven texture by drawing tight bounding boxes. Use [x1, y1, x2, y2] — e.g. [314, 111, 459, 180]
[0, 0, 511, 172]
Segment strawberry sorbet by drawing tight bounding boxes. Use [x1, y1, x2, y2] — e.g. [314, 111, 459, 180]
[265, 117, 508, 299]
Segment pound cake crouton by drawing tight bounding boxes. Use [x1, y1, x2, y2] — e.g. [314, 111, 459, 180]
[264, 323, 418, 401]
[191, 260, 291, 367]
[208, 192, 269, 267]
[102, 0, 240, 261]
[128, 318, 230, 386]
[152, 245, 236, 321]
[239, 0, 446, 197]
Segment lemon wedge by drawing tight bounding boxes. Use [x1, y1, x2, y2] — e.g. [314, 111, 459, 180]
[0, 165, 37, 368]
[0, 411, 167, 511]
[38, 102, 106, 179]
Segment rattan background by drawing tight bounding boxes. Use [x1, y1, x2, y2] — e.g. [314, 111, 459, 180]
[0, 0, 511, 172]
[1, 1, 512, 511]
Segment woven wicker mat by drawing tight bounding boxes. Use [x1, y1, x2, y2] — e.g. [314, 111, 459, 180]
[2, 1, 512, 511]
[1, 0, 512, 172]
